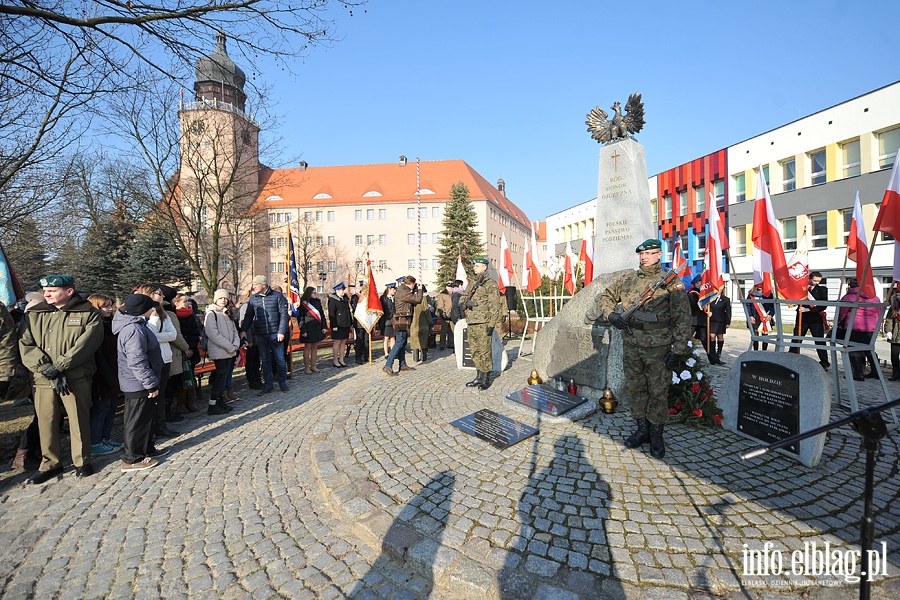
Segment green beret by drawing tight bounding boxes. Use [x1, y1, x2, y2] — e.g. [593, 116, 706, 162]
[635, 239, 662, 253]
[472, 257, 489, 265]
[38, 274, 75, 288]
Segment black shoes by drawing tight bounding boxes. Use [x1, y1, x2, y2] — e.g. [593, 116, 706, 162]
[208, 403, 229, 415]
[248, 383, 264, 390]
[154, 425, 180, 439]
[146, 446, 169, 458]
[27, 466, 64, 485]
[865, 371, 879, 379]
[624, 419, 650, 449]
[279, 382, 289, 392]
[466, 371, 485, 387]
[478, 371, 495, 390]
[256, 388, 274, 396]
[75, 464, 94, 478]
[649, 424, 666, 459]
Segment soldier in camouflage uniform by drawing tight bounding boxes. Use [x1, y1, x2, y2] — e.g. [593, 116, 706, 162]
[0, 301, 20, 400]
[585, 239, 691, 459]
[461, 257, 503, 390]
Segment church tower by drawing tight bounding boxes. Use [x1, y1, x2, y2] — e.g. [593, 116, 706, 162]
[177, 33, 261, 293]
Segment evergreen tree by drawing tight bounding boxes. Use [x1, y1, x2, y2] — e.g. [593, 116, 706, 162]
[77, 201, 137, 297]
[436, 182, 486, 286]
[127, 217, 193, 291]
[4, 217, 49, 291]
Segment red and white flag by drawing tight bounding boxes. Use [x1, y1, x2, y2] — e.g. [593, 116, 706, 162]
[455, 254, 469, 290]
[848, 191, 877, 298]
[673, 237, 691, 279]
[353, 261, 384, 333]
[751, 167, 802, 299]
[525, 224, 542, 292]
[706, 206, 726, 290]
[874, 152, 900, 237]
[498, 232, 515, 293]
[578, 235, 594, 284]
[563, 241, 576, 294]
[786, 231, 810, 295]
[710, 192, 730, 251]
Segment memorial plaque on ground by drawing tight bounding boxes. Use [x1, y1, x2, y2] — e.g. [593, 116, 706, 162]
[737, 361, 800, 452]
[723, 351, 832, 467]
[450, 409, 538, 449]
[506, 384, 589, 416]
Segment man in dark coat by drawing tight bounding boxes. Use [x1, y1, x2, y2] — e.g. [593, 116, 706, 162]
[240, 275, 290, 394]
[789, 271, 831, 370]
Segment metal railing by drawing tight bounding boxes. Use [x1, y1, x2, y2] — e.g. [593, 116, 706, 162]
[517, 293, 573, 357]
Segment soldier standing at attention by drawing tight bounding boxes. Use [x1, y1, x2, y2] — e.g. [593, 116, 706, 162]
[585, 240, 691, 459]
[462, 257, 503, 390]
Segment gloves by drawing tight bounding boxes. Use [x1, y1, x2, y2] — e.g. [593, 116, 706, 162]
[607, 312, 628, 330]
[53, 373, 72, 396]
[664, 352, 681, 371]
[485, 326, 494, 336]
[39, 363, 61, 380]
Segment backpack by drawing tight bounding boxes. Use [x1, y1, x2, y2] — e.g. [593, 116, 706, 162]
[200, 330, 209, 352]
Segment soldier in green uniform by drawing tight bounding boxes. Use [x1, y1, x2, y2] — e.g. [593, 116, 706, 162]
[462, 257, 503, 390]
[585, 239, 691, 459]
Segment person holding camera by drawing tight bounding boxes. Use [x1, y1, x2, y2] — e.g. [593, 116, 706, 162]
[383, 276, 422, 376]
[461, 257, 503, 390]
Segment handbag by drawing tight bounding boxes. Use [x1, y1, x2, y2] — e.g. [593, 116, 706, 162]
[182, 356, 196, 390]
[391, 314, 410, 332]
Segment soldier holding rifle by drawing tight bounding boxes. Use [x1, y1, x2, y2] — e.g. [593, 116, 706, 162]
[585, 239, 691, 459]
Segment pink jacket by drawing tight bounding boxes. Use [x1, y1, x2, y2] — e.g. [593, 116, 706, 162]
[837, 288, 881, 333]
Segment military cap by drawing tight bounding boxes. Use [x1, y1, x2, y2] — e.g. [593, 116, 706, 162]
[635, 239, 662, 253]
[472, 257, 489, 265]
[38, 274, 75, 288]
[252, 275, 268, 285]
[333, 282, 346, 291]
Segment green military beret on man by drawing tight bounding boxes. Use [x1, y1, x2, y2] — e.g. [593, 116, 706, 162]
[472, 257, 489, 265]
[635, 239, 662, 253]
[38, 274, 75, 288]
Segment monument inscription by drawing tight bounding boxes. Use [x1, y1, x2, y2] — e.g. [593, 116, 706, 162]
[737, 361, 800, 453]
[450, 409, 538, 449]
[546, 324, 609, 389]
[506, 384, 589, 416]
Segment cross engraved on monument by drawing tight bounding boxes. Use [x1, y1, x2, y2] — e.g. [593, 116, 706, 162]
[450, 409, 538, 449]
[737, 361, 801, 452]
[585, 93, 656, 275]
[506, 384, 589, 416]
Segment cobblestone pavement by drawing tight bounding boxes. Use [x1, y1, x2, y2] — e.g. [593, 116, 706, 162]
[0, 328, 897, 599]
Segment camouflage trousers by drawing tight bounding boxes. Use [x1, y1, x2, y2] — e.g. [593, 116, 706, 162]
[622, 343, 670, 425]
[467, 323, 493, 372]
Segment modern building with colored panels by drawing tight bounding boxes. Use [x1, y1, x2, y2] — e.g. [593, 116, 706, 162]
[725, 81, 900, 301]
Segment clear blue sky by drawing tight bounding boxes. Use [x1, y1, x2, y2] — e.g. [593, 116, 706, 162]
[249, 0, 899, 223]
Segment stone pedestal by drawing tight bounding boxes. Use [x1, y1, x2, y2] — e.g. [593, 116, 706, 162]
[593, 138, 655, 276]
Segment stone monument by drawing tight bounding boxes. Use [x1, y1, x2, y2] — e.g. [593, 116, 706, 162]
[453, 319, 509, 372]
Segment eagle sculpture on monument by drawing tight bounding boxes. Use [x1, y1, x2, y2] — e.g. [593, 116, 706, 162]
[585, 93, 645, 144]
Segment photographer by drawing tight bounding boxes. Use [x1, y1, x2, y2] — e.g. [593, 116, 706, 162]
[383, 276, 422, 376]
[461, 258, 503, 390]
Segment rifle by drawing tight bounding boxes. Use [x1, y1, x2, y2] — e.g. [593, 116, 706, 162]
[618, 262, 688, 326]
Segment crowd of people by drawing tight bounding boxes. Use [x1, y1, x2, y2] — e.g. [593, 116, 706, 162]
[0, 266, 488, 485]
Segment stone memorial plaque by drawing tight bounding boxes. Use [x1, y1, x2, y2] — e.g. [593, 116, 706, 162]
[506, 384, 589, 416]
[461, 328, 475, 368]
[737, 361, 800, 452]
[454, 319, 509, 371]
[450, 409, 538, 449]
[546, 325, 609, 390]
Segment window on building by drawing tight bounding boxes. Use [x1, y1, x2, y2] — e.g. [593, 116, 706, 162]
[408, 259, 415, 270]
[679, 190, 688, 216]
[367, 209, 375, 220]
[327, 211, 335, 221]
[237, 261, 243, 272]
[306, 236, 312, 246]
[317, 261, 324, 271]
[408, 208, 415, 219]
[356, 261, 364, 271]
[277, 237, 285, 248]
[782, 217, 797, 251]
[315, 236, 323, 247]
[367, 234, 375, 245]
[355, 235, 363, 246]
[810, 149, 826, 185]
[842, 139, 861, 178]
[316, 211, 323, 221]
[433, 233, 441, 243]
[734, 173, 746, 203]
[651, 198, 658, 222]
[420, 259, 428, 270]
[420, 233, 428, 244]
[276, 213, 284, 223]
[408, 234, 415, 244]
[810, 212, 827, 248]
[286, 213, 292, 222]
[664, 194, 672, 219]
[304, 211, 313, 222]
[269, 213, 276, 223]
[782, 159, 796, 191]
[355, 209, 363, 220]
[419, 207, 427, 218]
[433, 259, 441, 270]
[379, 234, 387, 245]
[269, 238, 276, 248]
[735, 226, 747, 255]
[695, 185, 705, 214]
[378, 260, 387, 271]
[328, 261, 335, 272]
[379, 209, 387, 220]
[879, 127, 900, 168]
[327, 236, 335, 246]
[664, 238, 675, 263]
[713, 180, 725, 207]
[696, 232, 707, 259]
[843, 209, 853, 246]
[432, 207, 440, 217]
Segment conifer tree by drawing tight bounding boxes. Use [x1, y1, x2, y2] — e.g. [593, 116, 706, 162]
[127, 216, 193, 291]
[76, 201, 137, 297]
[436, 182, 485, 286]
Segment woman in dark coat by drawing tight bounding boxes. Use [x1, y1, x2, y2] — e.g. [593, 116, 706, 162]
[378, 284, 396, 358]
[708, 290, 732, 365]
[297, 287, 326, 373]
[327, 283, 352, 367]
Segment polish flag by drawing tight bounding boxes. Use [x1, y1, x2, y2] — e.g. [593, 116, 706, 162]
[673, 237, 691, 278]
[874, 152, 900, 237]
[353, 261, 383, 333]
[455, 255, 469, 290]
[525, 224, 542, 292]
[848, 191, 877, 298]
[563, 241, 576, 294]
[578, 235, 594, 284]
[751, 167, 801, 299]
[710, 192, 730, 250]
[785, 231, 809, 296]
[706, 205, 726, 290]
[498, 233, 515, 293]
